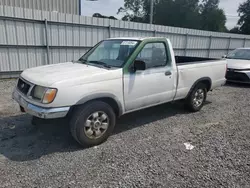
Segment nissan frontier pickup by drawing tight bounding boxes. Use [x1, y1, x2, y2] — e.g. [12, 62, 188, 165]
[13, 37, 227, 146]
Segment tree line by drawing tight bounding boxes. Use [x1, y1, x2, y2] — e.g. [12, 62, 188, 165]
[92, 0, 250, 35]
[230, 0, 250, 34]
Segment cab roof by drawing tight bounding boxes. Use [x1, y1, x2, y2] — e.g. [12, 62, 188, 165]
[106, 37, 166, 41]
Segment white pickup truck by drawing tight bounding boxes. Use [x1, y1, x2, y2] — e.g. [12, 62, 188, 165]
[13, 37, 226, 146]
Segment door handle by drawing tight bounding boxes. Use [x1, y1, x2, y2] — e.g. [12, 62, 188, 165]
[165, 71, 172, 76]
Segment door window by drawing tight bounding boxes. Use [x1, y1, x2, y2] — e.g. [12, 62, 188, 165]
[136, 43, 168, 69]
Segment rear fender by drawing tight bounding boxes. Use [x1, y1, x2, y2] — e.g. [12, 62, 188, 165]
[186, 77, 212, 98]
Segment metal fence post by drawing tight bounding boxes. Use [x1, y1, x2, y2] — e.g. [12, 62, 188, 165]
[184, 33, 188, 56]
[243, 38, 246, 47]
[154, 30, 156, 37]
[150, 0, 154, 24]
[44, 19, 50, 65]
[227, 37, 231, 54]
[108, 25, 111, 38]
[208, 35, 212, 58]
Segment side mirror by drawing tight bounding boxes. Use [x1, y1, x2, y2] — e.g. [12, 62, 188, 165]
[133, 60, 146, 71]
[222, 55, 227, 58]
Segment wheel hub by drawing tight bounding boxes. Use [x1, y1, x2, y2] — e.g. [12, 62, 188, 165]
[94, 121, 101, 129]
[193, 89, 204, 107]
[84, 111, 109, 139]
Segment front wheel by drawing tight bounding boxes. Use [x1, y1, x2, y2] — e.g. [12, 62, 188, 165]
[70, 101, 116, 147]
[185, 83, 207, 112]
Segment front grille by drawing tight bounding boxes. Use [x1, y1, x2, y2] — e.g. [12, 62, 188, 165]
[226, 71, 250, 82]
[17, 78, 31, 95]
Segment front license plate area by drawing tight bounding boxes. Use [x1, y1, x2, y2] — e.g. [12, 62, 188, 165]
[14, 91, 28, 108]
[20, 97, 28, 108]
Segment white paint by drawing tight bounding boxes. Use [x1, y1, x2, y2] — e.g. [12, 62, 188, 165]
[16, 37, 227, 116]
[21, 62, 110, 87]
[108, 37, 156, 41]
[175, 60, 227, 100]
[124, 65, 176, 111]
[227, 59, 250, 69]
[20, 63, 124, 109]
[184, 142, 195, 150]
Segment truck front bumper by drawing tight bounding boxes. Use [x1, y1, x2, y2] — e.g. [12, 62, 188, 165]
[12, 89, 70, 119]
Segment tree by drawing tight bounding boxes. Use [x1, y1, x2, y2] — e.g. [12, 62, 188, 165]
[238, 0, 250, 34]
[117, 0, 148, 22]
[229, 27, 241, 34]
[200, 0, 227, 32]
[118, 0, 201, 27]
[153, 0, 201, 29]
[118, 0, 227, 32]
[92, 13, 117, 20]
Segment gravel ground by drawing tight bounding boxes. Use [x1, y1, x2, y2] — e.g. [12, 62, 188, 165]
[0, 79, 250, 188]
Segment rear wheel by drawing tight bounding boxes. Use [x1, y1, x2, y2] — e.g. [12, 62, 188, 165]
[70, 101, 116, 147]
[186, 83, 207, 112]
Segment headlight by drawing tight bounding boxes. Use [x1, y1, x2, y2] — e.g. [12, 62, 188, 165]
[33, 86, 46, 100]
[32, 86, 57, 104]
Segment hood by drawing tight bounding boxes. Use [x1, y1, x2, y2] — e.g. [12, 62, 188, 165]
[21, 62, 122, 87]
[227, 59, 250, 70]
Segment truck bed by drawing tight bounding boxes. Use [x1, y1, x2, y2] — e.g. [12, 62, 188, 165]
[175, 56, 220, 65]
[174, 57, 227, 101]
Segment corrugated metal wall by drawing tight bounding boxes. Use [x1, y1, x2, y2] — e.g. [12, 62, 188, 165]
[0, 0, 80, 14]
[0, 5, 250, 76]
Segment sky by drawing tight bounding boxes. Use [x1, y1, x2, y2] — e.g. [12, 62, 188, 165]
[81, 0, 245, 29]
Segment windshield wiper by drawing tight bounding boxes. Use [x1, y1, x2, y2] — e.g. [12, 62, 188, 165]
[77, 58, 87, 63]
[75, 59, 112, 69]
[72, 58, 87, 64]
[88, 61, 112, 68]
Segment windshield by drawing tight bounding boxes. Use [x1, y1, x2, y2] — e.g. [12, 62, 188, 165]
[78, 40, 139, 68]
[227, 49, 250, 60]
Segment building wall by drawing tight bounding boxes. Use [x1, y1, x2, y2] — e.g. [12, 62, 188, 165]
[0, 0, 80, 14]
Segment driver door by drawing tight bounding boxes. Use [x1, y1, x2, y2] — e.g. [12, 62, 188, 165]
[123, 42, 176, 112]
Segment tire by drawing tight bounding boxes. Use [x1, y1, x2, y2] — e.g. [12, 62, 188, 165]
[70, 101, 116, 147]
[185, 83, 207, 112]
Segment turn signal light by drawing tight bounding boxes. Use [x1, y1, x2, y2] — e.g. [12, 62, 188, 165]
[42, 89, 57, 104]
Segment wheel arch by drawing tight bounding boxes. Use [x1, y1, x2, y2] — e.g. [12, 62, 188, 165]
[186, 77, 212, 98]
[69, 93, 123, 117]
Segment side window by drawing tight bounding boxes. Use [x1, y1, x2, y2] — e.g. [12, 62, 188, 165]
[136, 42, 168, 69]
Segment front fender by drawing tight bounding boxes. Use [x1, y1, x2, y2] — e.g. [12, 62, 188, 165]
[75, 93, 124, 116]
